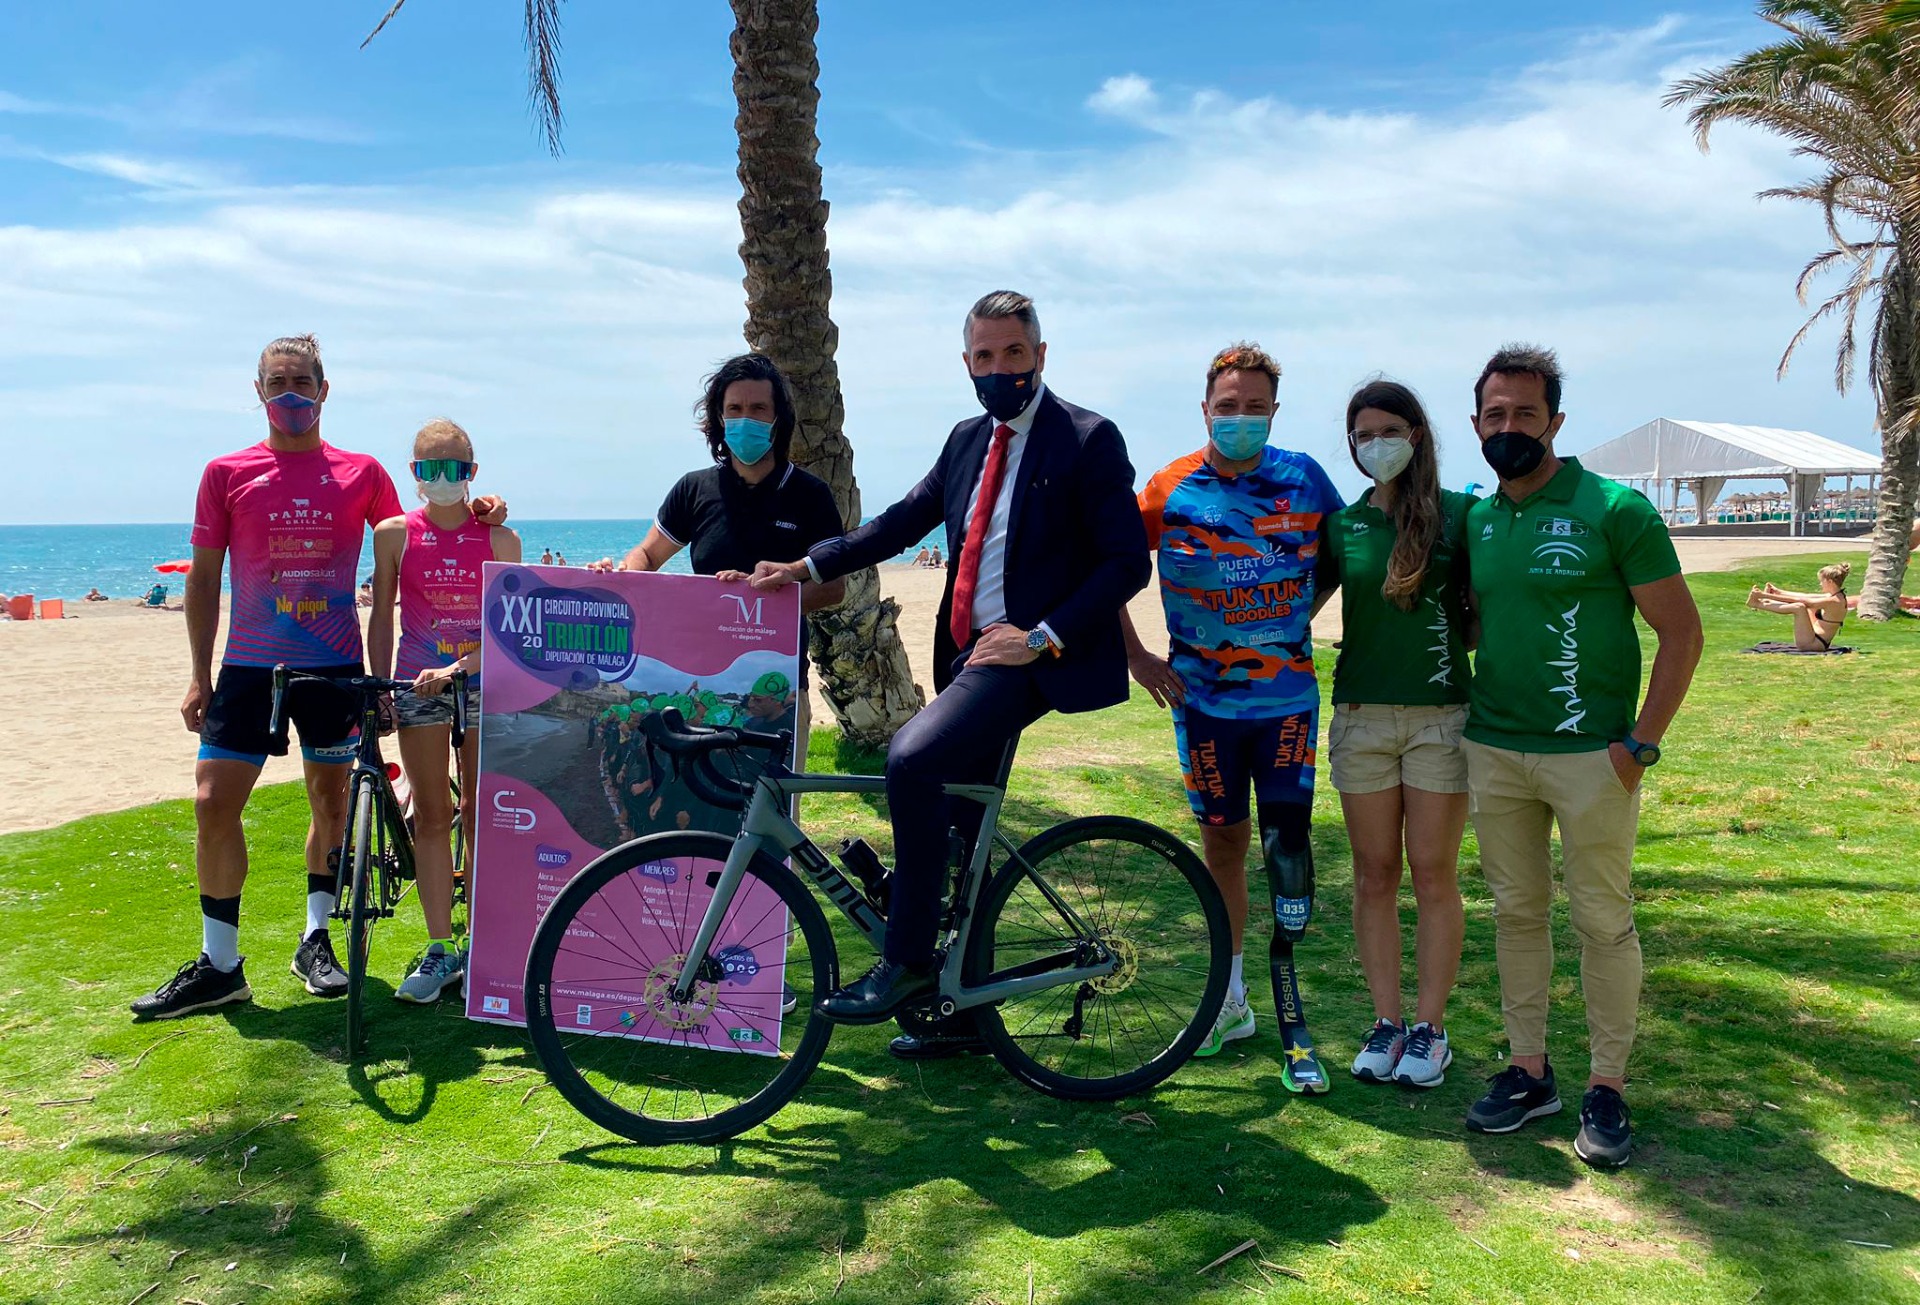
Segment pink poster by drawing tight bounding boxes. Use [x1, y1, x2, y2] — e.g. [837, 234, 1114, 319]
[465, 563, 800, 1058]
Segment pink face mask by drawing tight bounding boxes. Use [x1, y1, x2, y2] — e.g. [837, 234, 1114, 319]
[264, 391, 321, 436]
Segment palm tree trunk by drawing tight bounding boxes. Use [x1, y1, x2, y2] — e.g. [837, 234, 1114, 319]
[728, 0, 924, 744]
[1860, 258, 1918, 621]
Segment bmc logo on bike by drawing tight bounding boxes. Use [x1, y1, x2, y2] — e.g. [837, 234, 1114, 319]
[491, 789, 537, 832]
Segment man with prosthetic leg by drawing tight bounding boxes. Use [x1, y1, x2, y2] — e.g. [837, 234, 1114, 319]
[1124, 342, 1344, 1093]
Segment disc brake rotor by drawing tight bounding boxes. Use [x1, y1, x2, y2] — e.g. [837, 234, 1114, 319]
[643, 953, 719, 1031]
[1088, 932, 1139, 995]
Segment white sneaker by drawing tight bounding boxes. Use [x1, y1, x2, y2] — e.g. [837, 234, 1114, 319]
[1194, 995, 1256, 1057]
[1391, 1022, 1452, 1088]
[1350, 1018, 1406, 1082]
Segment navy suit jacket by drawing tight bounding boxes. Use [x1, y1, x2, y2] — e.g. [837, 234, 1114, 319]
[810, 390, 1150, 714]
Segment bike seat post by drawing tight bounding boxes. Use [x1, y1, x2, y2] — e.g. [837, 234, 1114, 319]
[990, 738, 1020, 791]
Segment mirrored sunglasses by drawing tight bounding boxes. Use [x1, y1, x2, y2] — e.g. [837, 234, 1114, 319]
[411, 458, 476, 483]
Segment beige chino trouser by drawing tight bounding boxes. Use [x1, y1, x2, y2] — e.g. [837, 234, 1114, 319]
[1462, 739, 1643, 1080]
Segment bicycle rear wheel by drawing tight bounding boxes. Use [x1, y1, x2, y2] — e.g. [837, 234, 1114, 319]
[344, 774, 378, 1059]
[968, 816, 1229, 1100]
[524, 832, 837, 1145]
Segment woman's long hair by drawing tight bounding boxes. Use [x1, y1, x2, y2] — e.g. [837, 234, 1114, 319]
[1345, 379, 1443, 612]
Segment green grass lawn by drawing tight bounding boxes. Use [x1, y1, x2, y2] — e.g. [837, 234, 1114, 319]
[3, 555, 1917, 1304]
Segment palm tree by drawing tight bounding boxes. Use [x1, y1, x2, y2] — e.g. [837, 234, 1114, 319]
[367, 0, 924, 740]
[1668, 1, 1920, 619]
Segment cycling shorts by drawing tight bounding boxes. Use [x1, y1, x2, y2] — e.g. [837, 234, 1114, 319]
[198, 663, 362, 768]
[1172, 703, 1318, 826]
[393, 682, 482, 731]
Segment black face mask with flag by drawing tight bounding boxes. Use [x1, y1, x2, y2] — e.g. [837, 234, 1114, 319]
[973, 368, 1038, 423]
[1480, 430, 1548, 481]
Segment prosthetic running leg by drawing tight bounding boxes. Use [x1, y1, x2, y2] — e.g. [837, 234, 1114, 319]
[1261, 800, 1327, 1094]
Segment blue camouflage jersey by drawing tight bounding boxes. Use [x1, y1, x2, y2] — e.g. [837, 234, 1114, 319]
[1138, 445, 1344, 719]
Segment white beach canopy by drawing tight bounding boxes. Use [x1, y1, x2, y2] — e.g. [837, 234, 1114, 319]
[1578, 418, 1883, 535]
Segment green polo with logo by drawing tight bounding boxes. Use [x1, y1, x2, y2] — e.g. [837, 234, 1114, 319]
[1318, 487, 1476, 706]
[1465, 457, 1681, 754]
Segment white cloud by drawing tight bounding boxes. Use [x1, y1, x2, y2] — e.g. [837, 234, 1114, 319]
[0, 20, 1880, 525]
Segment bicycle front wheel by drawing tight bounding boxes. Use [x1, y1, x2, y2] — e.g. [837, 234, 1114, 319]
[968, 816, 1230, 1100]
[524, 832, 837, 1145]
[344, 774, 377, 1059]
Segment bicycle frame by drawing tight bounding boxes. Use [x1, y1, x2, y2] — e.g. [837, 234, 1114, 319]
[670, 769, 1117, 1010]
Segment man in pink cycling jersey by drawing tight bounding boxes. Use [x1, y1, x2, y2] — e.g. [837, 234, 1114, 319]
[132, 335, 503, 1019]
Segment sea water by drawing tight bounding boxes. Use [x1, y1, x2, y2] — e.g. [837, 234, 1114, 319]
[0, 520, 945, 601]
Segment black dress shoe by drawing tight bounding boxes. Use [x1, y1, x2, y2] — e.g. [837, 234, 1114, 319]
[817, 959, 936, 1025]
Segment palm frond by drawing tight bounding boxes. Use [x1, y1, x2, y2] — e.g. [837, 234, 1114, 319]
[360, 0, 408, 50]
[524, 0, 565, 157]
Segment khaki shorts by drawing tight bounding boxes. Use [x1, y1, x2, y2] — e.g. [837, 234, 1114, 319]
[1327, 703, 1468, 795]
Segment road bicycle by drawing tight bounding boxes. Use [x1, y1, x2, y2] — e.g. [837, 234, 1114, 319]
[524, 709, 1231, 1144]
[268, 666, 468, 1058]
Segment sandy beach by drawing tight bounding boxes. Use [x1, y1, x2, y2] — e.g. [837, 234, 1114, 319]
[0, 535, 1873, 835]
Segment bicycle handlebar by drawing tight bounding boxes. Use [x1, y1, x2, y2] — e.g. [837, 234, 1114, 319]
[639, 708, 789, 812]
[267, 664, 471, 750]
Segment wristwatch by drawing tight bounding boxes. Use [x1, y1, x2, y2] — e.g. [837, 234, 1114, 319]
[1025, 628, 1059, 658]
[1622, 733, 1661, 766]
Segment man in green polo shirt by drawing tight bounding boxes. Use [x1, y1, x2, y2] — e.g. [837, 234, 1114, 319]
[1460, 345, 1702, 1170]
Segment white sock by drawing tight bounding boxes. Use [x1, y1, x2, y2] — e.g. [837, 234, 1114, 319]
[1227, 953, 1246, 1005]
[202, 917, 241, 973]
[306, 891, 336, 938]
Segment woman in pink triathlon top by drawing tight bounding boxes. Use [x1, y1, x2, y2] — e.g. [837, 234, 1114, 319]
[367, 419, 521, 1004]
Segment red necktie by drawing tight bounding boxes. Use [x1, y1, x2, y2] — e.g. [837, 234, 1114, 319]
[949, 423, 1014, 648]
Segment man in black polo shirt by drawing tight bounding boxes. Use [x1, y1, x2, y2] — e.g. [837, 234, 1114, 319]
[601, 353, 846, 741]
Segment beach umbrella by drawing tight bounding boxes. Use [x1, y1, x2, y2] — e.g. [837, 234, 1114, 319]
[154, 559, 192, 574]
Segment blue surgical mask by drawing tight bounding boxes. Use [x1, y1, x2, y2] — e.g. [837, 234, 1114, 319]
[1209, 415, 1270, 461]
[723, 416, 775, 466]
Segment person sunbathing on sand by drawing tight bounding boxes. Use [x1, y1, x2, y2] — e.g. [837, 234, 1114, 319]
[1748, 562, 1849, 650]
[85, 587, 108, 602]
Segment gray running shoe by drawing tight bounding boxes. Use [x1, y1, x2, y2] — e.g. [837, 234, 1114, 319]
[291, 930, 348, 997]
[395, 945, 467, 1005]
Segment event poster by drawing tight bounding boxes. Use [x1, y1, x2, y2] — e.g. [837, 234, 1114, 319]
[465, 563, 800, 1058]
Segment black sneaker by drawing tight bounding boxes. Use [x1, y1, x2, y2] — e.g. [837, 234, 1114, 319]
[1465, 1061, 1562, 1134]
[1574, 1085, 1633, 1168]
[292, 929, 349, 997]
[130, 955, 251, 1020]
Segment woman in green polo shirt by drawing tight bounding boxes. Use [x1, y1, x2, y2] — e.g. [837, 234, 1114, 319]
[1316, 379, 1476, 1090]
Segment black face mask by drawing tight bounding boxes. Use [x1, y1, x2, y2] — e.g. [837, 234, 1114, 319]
[973, 368, 1038, 423]
[1481, 430, 1548, 481]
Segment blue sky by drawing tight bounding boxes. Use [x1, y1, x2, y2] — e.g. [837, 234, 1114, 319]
[0, 2, 1880, 524]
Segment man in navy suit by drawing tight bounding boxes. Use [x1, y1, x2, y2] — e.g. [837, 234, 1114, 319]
[751, 290, 1150, 1036]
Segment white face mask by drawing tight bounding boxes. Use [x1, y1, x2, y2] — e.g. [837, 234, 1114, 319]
[418, 478, 470, 507]
[1355, 437, 1414, 484]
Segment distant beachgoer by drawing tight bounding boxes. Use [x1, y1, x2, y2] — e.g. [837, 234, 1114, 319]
[554, 551, 568, 567]
[368, 418, 521, 1005]
[357, 579, 375, 608]
[912, 546, 932, 567]
[138, 583, 180, 610]
[928, 545, 943, 567]
[1749, 562, 1849, 649]
[596, 352, 846, 751]
[131, 333, 508, 1024]
[85, 586, 108, 602]
[541, 548, 554, 565]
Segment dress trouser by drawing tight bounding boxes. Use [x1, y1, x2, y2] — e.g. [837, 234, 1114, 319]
[1462, 740, 1644, 1080]
[882, 661, 1050, 969]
